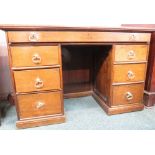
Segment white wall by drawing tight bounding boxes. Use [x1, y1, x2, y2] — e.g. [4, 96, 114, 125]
[0, 0, 155, 26]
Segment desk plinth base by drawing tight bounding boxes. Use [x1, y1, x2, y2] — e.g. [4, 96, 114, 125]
[92, 93, 144, 115]
[16, 114, 65, 129]
[144, 91, 155, 107]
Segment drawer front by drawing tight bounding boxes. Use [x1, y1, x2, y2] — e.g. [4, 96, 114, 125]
[8, 31, 151, 43]
[114, 45, 148, 62]
[17, 91, 62, 119]
[11, 46, 60, 67]
[14, 68, 61, 93]
[112, 84, 144, 106]
[113, 63, 146, 83]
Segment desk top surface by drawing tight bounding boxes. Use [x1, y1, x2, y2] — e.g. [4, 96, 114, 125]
[0, 24, 154, 32]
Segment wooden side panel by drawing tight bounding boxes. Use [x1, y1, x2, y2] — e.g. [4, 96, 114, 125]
[151, 63, 155, 90]
[94, 46, 112, 105]
[144, 32, 155, 106]
[145, 33, 155, 91]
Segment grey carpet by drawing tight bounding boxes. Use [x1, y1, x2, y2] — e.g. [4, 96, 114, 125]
[0, 96, 155, 130]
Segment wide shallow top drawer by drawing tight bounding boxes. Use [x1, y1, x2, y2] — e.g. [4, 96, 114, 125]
[10, 46, 60, 67]
[7, 31, 151, 43]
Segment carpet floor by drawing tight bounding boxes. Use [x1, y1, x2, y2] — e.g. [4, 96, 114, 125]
[0, 96, 155, 130]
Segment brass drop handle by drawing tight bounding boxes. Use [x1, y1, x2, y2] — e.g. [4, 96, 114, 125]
[29, 32, 39, 42]
[129, 34, 136, 41]
[32, 54, 41, 64]
[35, 77, 44, 89]
[36, 102, 45, 109]
[127, 70, 135, 80]
[128, 50, 135, 59]
[125, 92, 133, 101]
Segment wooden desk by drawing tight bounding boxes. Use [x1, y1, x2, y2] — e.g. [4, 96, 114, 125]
[144, 32, 155, 106]
[0, 25, 151, 128]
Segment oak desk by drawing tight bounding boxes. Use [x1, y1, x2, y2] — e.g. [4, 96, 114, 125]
[0, 25, 151, 128]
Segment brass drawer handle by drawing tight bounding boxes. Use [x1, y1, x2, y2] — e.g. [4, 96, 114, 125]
[36, 102, 45, 109]
[125, 92, 133, 101]
[32, 54, 41, 64]
[29, 32, 39, 42]
[128, 50, 135, 59]
[127, 70, 135, 80]
[129, 34, 136, 41]
[35, 77, 44, 89]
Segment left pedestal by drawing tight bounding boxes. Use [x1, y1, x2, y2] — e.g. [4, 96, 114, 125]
[6, 31, 65, 128]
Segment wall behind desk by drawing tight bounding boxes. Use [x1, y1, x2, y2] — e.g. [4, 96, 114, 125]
[0, 0, 154, 26]
[0, 30, 12, 99]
